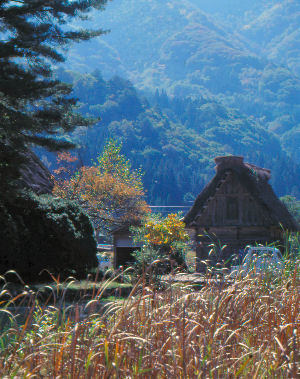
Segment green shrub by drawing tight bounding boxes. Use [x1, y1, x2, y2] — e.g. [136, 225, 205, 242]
[130, 213, 189, 283]
[0, 191, 97, 281]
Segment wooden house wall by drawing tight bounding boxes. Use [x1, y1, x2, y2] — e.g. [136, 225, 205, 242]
[190, 171, 283, 271]
[194, 171, 273, 227]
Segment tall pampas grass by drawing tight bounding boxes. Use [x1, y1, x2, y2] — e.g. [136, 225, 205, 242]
[0, 255, 299, 377]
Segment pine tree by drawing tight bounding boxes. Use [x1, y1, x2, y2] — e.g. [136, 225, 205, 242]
[0, 0, 108, 189]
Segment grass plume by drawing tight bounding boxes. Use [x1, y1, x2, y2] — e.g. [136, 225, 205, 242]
[0, 259, 299, 377]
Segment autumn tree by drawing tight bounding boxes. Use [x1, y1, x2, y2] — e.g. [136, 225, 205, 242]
[131, 213, 190, 275]
[53, 139, 149, 233]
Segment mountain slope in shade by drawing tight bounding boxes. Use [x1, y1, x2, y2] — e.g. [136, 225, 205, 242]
[61, 0, 300, 186]
[42, 70, 300, 205]
[67, 0, 249, 78]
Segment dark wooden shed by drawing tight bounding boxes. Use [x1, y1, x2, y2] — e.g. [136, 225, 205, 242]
[112, 224, 142, 268]
[184, 156, 299, 271]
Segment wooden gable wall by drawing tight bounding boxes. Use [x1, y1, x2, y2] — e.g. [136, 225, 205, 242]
[194, 171, 273, 228]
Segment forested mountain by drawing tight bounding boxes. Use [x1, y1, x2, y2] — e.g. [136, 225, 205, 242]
[41, 70, 300, 205]
[42, 0, 300, 204]
[65, 0, 300, 165]
[241, 1, 300, 68]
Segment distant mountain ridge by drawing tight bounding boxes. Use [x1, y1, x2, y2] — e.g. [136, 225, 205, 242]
[65, 0, 300, 160]
[241, 1, 300, 74]
[54, 0, 300, 202]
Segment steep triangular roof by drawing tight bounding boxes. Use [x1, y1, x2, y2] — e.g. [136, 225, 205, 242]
[184, 156, 299, 231]
[20, 150, 54, 194]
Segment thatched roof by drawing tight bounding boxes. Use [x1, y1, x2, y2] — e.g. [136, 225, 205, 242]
[0, 139, 53, 194]
[19, 150, 54, 194]
[184, 156, 299, 231]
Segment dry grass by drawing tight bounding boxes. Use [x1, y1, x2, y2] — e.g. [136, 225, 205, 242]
[0, 263, 299, 378]
[185, 249, 196, 272]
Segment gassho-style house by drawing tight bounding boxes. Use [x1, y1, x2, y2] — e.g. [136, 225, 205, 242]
[113, 156, 299, 270]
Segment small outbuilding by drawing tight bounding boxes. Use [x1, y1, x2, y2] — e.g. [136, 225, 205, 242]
[112, 224, 142, 268]
[184, 156, 299, 271]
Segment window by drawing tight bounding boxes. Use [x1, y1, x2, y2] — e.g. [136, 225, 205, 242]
[226, 197, 239, 220]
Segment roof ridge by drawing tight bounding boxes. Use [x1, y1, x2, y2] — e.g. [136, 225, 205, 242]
[184, 156, 299, 231]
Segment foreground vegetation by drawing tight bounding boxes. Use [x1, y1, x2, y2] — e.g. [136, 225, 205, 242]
[0, 258, 299, 378]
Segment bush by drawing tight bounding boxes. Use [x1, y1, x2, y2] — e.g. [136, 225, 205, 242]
[0, 191, 97, 281]
[131, 213, 189, 281]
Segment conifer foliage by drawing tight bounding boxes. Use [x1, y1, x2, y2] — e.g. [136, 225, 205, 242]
[0, 0, 108, 186]
[0, 1, 108, 279]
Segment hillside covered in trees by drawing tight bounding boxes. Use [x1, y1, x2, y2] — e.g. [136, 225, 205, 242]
[40, 69, 300, 205]
[63, 0, 300, 173]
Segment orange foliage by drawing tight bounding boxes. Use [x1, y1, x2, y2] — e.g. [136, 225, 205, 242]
[53, 152, 78, 175]
[53, 140, 149, 232]
[56, 152, 78, 163]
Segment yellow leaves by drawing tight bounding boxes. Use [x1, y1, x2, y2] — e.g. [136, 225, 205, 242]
[144, 213, 189, 247]
[96, 139, 144, 192]
[53, 141, 148, 231]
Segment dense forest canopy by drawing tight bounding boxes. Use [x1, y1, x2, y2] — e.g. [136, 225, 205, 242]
[40, 69, 300, 206]
[62, 0, 300, 170]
